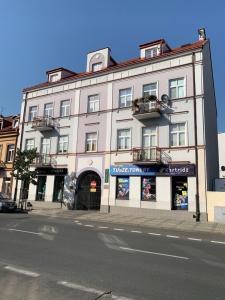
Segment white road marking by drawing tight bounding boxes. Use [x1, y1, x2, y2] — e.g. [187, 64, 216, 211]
[211, 240, 225, 245]
[84, 225, 94, 227]
[58, 281, 134, 300]
[4, 266, 40, 278]
[166, 235, 180, 239]
[131, 230, 142, 234]
[98, 226, 108, 229]
[187, 238, 202, 241]
[148, 232, 161, 236]
[120, 247, 189, 260]
[113, 228, 125, 231]
[8, 229, 41, 236]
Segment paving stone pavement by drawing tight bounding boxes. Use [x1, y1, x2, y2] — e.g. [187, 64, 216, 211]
[29, 208, 225, 234]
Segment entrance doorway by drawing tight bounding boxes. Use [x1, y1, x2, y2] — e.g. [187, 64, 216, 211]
[172, 176, 188, 210]
[76, 171, 101, 210]
[36, 176, 46, 201]
[53, 176, 64, 202]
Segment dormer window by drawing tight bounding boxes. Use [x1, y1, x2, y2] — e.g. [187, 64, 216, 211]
[49, 74, 59, 82]
[0, 120, 3, 130]
[145, 47, 158, 58]
[13, 119, 19, 128]
[92, 62, 103, 72]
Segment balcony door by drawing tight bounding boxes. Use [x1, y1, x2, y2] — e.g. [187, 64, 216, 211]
[142, 127, 157, 160]
[41, 138, 51, 164]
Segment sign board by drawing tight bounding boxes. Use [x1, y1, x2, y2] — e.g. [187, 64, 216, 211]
[214, 179, 225, 192]
[90, 188, 96, 193]
[110, 164, 195, 177]
[36, 168, 68, 176]
[105, 169, 109, 183]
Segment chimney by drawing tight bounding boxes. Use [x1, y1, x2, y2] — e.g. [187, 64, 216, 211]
[198, 28, 206, 41]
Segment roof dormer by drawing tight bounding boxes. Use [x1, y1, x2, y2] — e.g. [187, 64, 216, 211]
[139, 39, 171, 59]
[46, 67, 76, 83]
[87, 47, 116, 73]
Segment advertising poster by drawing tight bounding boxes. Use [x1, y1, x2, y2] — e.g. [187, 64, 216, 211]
[174, 183, 188, 210]
[116, 177, 129, 200]
[141, 177, 156, 201]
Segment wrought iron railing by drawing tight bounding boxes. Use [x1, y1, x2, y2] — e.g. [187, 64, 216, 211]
[31, 116, 54, 130]
[133, 147, 161, 162]
[35, 154, 55, 167]
[133, 100, 161, 115]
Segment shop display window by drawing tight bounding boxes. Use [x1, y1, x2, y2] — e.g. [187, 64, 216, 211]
[116, 177, 129, 200]
[141, 177, 156, 201]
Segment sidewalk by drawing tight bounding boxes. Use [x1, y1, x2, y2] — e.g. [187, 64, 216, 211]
[30, 207, 225, 235]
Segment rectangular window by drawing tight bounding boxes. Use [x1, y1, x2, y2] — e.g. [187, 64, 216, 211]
[170, 123, 186, 146]
[25, 139, 35, 150]
[0, 144, 3, 160]
[119, 88, 132, 108]
[117, 129, 131, 150]
[169, 78, 185, 99]
[86, 132, 97, 152]
[60, 100, 70, 117]
[0, 120, 3, 130]
[116, 177, 129, 200]
[142, 127, 157, 147]
[92, 62, 102, 72]
[58, 136, 69, 153]
[143, 83, 157, 97]
[29, 106, 38, 121]
[44, 103, 53, 117]
[145, 47, 158, 58]
[88, 95, 100, 113]
[6, 144, 15, 162]
[141, 177, 156, 201]
[41, 138, 51, 154]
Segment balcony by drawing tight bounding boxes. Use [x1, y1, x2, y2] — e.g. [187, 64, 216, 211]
[133, 147, 161, 164]
[132, 96, 161, 120]
[35, 155, 56, 167]
[31, 117, 54, 131]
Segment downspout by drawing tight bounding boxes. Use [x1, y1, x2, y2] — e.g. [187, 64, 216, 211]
[13, 92, 28, 201]
[192, 52, 200, 222]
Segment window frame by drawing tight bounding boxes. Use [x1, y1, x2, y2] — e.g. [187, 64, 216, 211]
[142, 126, 157, 148]
[169, 77, 185, 99]
[142, 82, 158, 98]
[25, 139, 35, 150]
[60, 100, 70, 117]
[41, 137, 51, 154]
[28, 106, 38, 121]
[6, 144, 15, 162]
[116, 176, 130, 200]
[85, 132, 98, 152]
[44, 102, 54, 117]
[118, 88, 133, 108]
[145, 47, 158, 58]
[117, 128, 132, 150]
[87, 94, 100, 113]
[58, 135, 69, 154]
[170, 122, 187, 147]
[92, 62, 103, 72]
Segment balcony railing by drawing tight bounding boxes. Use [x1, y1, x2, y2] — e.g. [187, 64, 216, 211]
[31, 117, 54, 131]
[132, 96, 161, 120]
[35, 154, 56, 167]
[133, 147, 161, 163]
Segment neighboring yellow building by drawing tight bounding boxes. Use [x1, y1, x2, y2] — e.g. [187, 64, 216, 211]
[0, 115, 19, 196]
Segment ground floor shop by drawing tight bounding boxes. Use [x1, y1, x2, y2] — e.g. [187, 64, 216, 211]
[101, 164, 201, 213]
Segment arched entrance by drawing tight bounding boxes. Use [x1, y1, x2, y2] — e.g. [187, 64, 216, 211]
[76, 171, 101, 210]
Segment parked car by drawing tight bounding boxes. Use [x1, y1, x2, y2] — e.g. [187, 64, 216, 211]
[0, 192, 17, 212]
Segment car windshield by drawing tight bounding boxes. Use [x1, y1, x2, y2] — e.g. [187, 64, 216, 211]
[0, 192, 10, 200]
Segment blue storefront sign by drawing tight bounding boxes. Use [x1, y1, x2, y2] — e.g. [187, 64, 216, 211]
[110, 164, 195, 177]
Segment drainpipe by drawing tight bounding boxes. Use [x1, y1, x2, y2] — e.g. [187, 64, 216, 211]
[13, 92, 28, 202]
[192, 53, 200, 222]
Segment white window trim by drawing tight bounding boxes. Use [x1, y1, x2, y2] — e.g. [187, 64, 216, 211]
[85, 132, 98, 152]
[169, 77, 186, 100]
[29, 106, 38, 121]
[25, 139, 35, 150]
[145, 46, 158, 58]
[118, 87, 133, 108]
[170, 122, 187, 147]
[44, 102, 54, 117]
[143, 82, 158, 98]
[142, 126, 158, 148]
[58, 135, 69, 153]
[60, 100, 71, 117]
[87, 94, 100, 113]
[6, 144, 15, 162]
[41, 137, 51, 154]
[117, 128, 132, 151]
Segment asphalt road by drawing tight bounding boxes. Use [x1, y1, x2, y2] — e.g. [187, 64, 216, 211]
[0, 213, 225, 300]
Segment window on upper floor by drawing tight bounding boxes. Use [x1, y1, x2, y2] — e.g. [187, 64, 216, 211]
[49, 74, 59, 82]
[143, 83, 158, 97]
[44, 103, 53, 117]
[86, 132, 97, 152]
[142, 127, 157, 147]
[169, 78, 185, 99]
[92, 62, 102, 72]
[0, 144, 2, 160]
[88, 95, 100, 113]
[13, 119, 19, 128]
[60, 100, 70, 117]
[28, 106, 38, 121]
[119, 88, 132, 108]
[145, 47, 158, 58]
[170, 123, 186, 147]
[6, 144, 15, 162]
[58, 136, 69, 153]
[117, 129, 131, 150]
[41, 138, 51, 154]
[25, 139, 35, 151]
[0, 120, 3, 130]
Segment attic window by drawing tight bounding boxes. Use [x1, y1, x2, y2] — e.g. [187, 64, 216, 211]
[49, 74, 59, 82]
[145, 47, 158, 58]
[13, 119, 19, 128]
[92, 62, 102, 72]
[0, 120, 3, 130]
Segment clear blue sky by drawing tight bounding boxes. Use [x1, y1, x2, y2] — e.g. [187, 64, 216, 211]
[0, 0, 224, 131]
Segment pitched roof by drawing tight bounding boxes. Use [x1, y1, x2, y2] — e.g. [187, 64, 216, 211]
[23, 39, 207, 93]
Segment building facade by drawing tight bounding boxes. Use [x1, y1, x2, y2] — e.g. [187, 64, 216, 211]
[0, 115, 19, 195]
[18, 29, 218, 217]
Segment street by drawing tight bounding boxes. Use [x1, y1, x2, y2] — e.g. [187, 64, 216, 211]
[0, 214, 225, 300]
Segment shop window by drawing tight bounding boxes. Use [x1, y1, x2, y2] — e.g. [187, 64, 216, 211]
[116, 176, 129, 200]
[141, 177, 156, 201]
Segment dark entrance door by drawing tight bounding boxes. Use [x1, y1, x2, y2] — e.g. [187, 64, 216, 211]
[53, 176, 65, 202]
[36, 176, 47, 201]
[172, 176, 188, 210]
[76, 171, 101, 210]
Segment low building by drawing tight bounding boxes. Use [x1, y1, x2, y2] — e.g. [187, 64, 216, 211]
[18, 29, 218, 218]
[0, 115, 19, 195]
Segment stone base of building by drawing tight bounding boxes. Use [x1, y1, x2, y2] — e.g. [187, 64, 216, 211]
[100, 205, 207, 221]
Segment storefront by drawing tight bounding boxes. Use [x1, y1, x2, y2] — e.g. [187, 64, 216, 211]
[110, 164, 195, 211]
